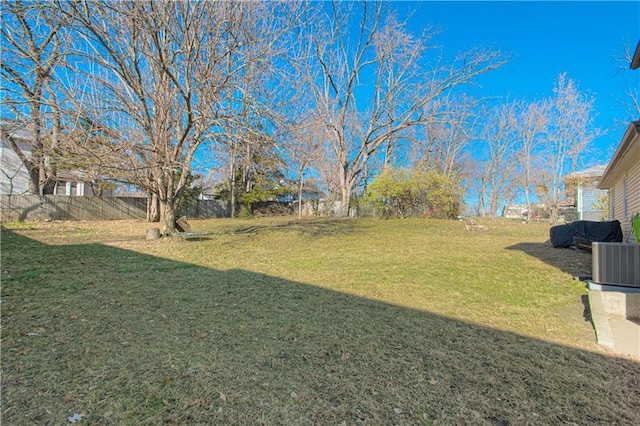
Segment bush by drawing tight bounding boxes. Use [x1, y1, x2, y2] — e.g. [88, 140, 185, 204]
[365, 168, 462, 219]
[253, 201, 294, 217]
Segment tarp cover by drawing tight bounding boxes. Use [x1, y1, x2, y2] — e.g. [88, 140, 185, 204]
[550, 220, 623, 248]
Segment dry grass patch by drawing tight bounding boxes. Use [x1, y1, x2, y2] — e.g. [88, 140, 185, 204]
[2, 217, 638, 424]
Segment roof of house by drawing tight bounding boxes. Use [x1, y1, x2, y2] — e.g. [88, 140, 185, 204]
[632, 39, 640, 70]
[0, 119, 31, 142]
[56, 171, 93, 182]
[565, 164, 608, 180]
[598, 121, 640, 189]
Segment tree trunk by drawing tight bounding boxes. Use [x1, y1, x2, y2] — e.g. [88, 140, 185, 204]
[334, 159, 352, 217]
[298, 174, 304, 219]
[28, 168, 40, 196]
[549, 182, 560, 224]
[230, 180, 237, 218]
[157, 168, 177, 233]
[383, 139, 393, 170]
[478, 177, 487, 217]
[336, 183, 352, 217]
[489, 183, 499, 218]
[229, 149, 237, 218]
[549, 205, 559, 225]
[524, 187, 531, 222]
[147, 193, 160, 222]
[159, 198, 176, 234]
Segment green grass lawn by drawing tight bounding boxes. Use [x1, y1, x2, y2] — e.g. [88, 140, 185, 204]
[2, 217, 639, 424]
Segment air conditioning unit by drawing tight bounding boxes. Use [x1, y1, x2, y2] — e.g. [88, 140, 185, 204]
[592, 242, 640, 288]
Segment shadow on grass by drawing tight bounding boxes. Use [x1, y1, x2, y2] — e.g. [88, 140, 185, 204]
[506, 242, 592, 278]
[230, 217, 358, 238]
[2, 228, 639, 425]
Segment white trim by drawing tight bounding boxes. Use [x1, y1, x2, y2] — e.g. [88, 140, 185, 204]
[588, 281, 640, 293]
[577, 184, 583, 220]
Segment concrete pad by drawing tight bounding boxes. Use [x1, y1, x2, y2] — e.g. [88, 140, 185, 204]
[587, 281, 640, 359]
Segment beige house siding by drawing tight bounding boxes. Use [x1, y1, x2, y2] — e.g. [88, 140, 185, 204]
[600, 121, 640, 243]
[608, 154, 640, 242]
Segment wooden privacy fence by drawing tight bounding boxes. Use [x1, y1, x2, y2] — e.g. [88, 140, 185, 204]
[0, 195, 229, 222]
[177, 199, 229, 219]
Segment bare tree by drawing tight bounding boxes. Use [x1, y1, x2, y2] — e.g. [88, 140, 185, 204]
[410, 94, 478, 178]
[477, 102, 520, 217]
[298, 1, 505, 217]
[613, 40, 640, 121]
[200, 1, 301, 217]
[1, 0, 71, 195]
[515, 100, 548, 222]
[281, 113, 324, 218]
[64, 1, 275, 232]
[542, 73, 600, 223]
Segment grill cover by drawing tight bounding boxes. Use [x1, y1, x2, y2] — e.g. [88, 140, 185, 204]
[550, 220, 623, 248]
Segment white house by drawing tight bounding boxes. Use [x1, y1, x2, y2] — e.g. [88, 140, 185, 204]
[564, 164, 608, 222]
[1, 120, 112, 197]
[0, 122, 31, 195]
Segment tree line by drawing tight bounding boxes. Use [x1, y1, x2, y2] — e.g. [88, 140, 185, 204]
[1, 0, 607, 231]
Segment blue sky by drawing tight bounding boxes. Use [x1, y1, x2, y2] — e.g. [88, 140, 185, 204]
[392, 1, 640, 168]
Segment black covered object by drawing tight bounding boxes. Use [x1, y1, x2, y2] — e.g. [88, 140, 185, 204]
[550, 224, 575, 248]
[550, 220, 623, 248]
[572, 236, 593, 253]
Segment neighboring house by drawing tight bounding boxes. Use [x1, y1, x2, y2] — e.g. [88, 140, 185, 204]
[297, 183, 326, 202]
[0, 120, 112, 197]
[597, 121, 640, 242]
[502, 203, 551, 221]
[52, 172, 114, 197]
[276, 178, 326, 203]
[564, 164, 608, 221]
[502, 204, 528, 220]
[0, 123, 31, 195]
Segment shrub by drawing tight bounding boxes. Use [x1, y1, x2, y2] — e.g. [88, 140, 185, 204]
[366, 168, 462, 219]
